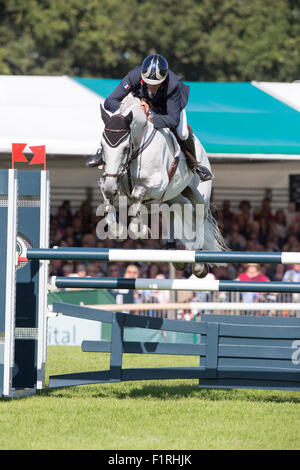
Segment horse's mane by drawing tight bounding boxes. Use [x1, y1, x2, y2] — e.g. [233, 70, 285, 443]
[118, 94, 148, 128]
[119, 94, 140, 114]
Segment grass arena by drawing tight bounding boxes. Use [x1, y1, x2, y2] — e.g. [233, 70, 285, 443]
[0, 169, 300, 451]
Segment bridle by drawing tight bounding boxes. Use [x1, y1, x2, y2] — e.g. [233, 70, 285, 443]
[103, 127, 133, 179]
[102, 119, 156, 180]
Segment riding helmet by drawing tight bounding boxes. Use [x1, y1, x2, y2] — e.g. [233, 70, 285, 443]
[141, 54, 169, 85]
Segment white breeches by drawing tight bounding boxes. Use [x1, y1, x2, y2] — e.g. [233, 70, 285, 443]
[176, 109, 189, 141]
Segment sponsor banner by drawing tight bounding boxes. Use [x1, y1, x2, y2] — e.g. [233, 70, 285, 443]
[47, 315, 101, 346]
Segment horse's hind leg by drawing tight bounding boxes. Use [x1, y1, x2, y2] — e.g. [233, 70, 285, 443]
[166, 210, 186, 271]
[186, 175, 228, 276]
[182, 177, 211, 277]
[165, 193, 196, 272]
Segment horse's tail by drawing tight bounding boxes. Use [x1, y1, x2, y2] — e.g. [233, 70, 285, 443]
[203, 206, 229, 258]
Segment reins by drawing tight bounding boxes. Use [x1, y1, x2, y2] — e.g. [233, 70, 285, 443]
[103, 119, 155, 179]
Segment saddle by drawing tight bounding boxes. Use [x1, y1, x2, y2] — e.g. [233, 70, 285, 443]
[140, 98, 198, 181]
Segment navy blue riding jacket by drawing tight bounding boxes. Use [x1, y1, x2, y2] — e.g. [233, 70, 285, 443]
[104, 66, 190, 130]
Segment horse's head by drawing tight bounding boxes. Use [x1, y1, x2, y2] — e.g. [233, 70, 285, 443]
[100, 105, 133, 200]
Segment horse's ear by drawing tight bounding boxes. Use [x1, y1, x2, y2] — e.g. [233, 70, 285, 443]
[100, 104, 110, 125]
[125, 111, 133, 127]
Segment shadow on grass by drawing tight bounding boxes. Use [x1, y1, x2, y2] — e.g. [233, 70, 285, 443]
[38, 380, 300, 404]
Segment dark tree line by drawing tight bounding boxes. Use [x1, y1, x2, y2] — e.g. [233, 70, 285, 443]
[1, 0, 299, 81]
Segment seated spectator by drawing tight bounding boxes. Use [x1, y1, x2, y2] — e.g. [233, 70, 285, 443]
[225, 223, 246, 250]
[56, 206, 70, 231]
[124, 264, 140, 278]
[227, 231, 244, 251]
[253, 198, 274, 222]
[221, 200, 235, 234]
[86, 263, 103, 277]
[104, 238, 117, 249]
[244, 239, 264, 252]
[49, 259, 64, 277]
[124, 264, 140, 305]
[159, 262, 171, 278]
[282, 263, 300, 303]
[152, 274, 170, 305]
[285, 202, 298, 226]
[82, 233, 96, 248]
[108, 263, 121, 278]
[62, 262, 76, 276]
[147, 263, 160, 279]
[266, 263, 285, 282]
[72, 216, 84, 245]
[274, 209, 288, 241]
[75, 263, 87, 277]
[238, 200, 252, 221]
[60, 200, 73, 223]
[282, 234, 300, 252]
[235, 212, 251, 239]
[237, 263, 269, 282]
[63, 224, 74, 239]
[236, 263, 269, 303]
[282, 264, 300, 282]
[246, 220, 268, 247]
[213, 265, 236, 280]
[265, 235, 280, 252]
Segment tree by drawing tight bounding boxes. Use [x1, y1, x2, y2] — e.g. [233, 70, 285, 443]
[0, 0, 299, 81]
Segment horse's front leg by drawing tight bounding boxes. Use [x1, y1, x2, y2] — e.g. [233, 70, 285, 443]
[128, 184, 149, 239]
[97, 176, 125, 239]
[98, 176, 114, 221]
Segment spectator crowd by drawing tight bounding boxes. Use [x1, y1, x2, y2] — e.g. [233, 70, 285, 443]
[49, 196, 300, 310]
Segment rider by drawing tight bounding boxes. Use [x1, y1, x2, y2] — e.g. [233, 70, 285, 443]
[87, 54, 214, 182]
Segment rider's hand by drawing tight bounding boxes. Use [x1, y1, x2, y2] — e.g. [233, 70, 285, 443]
[140, 99, 150, 116]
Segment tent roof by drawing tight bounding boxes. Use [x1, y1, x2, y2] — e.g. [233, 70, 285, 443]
[1, 74, 300, 159]
[75, 77, 300, 160]
[0, 75, 102, 156]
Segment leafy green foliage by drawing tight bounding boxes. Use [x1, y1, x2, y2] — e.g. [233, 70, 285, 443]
[0, 0, 299, 81]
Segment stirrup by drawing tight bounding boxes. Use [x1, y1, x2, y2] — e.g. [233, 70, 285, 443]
[86, 149, 103, 168]
[194, 165, 215, 182]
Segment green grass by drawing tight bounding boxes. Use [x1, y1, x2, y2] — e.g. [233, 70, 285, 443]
[0, 346, 300, 450]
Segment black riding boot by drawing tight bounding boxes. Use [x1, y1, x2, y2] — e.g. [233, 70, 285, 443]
[86, 148, 103, 167]
[181, 134, 214, 182]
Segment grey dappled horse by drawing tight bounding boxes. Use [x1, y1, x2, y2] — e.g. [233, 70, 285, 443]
[98, 95, 226, 277]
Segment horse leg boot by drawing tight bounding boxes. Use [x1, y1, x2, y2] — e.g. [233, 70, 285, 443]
[128, 184, 149, 239]
[181, 133, 214, 182]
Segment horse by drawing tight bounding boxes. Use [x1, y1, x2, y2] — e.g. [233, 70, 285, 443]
[97, 94, 227, 277]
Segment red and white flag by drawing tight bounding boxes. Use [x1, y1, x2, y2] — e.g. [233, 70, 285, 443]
[29, 145, 46, 169]
[11, 143, 46, 169]
[11, 143, 28, 168]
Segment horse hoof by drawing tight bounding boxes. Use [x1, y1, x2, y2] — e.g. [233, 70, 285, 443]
[166, 241, 177, 250]
[140, 224, 149, 239]
[193, 262, 209, 278]
[117, 223, 127, 240]
[128, 219, 149, 239]
[172, 262, 185, 271]
[108, 224, 118, 239]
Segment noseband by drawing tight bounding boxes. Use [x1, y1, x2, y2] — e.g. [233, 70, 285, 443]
[102, 114, 156, 180]
[102, 114, 133, 179]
